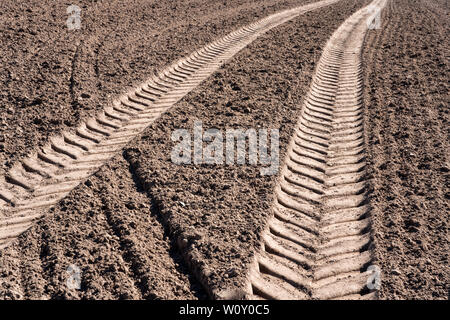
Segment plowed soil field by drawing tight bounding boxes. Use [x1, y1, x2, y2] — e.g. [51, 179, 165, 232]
[0, 0, 447, 300]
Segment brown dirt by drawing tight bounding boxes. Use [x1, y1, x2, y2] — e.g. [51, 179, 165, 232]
[0, 0, 448, 300]
[362, 0, 449, 300]
[0, 0, 316, 177]
[0, 0, 370, 299]
[119, 0, 370, 297]
[1, 156, 206, 299]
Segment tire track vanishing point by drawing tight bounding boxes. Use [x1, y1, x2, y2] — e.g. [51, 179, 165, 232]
[247, 0, 388, 300]
[0, 0, 340, 250]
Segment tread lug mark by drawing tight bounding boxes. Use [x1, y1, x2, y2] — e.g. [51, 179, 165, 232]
[247, 0, 389, 300]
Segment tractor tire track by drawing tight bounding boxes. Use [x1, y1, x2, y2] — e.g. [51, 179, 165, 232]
[0, 0, 340, 250]
[246, 0, 388, 300]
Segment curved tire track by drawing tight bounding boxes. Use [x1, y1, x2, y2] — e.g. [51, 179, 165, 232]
[0, 0, 340, 250]
[247, 0, 388, 300]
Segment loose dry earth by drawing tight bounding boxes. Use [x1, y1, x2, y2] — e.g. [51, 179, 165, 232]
[363, 0, 449, 299]
[0, 0, 317, 175]
[0, 0, 448, 300]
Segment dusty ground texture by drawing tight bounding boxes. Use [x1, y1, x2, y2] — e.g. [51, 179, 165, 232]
[0, 0, 369, 299]
[363, 0, 449, 299]
[0, 0, 315, 177]
[124, 0, 370, 297]
[0, 156, 206, 299]
[0, 0, 448, 300]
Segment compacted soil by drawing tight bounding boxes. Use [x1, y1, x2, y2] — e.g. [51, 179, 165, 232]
[0, 0, 448, 300]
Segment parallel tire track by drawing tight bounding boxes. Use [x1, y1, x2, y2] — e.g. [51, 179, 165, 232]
[247, 0, 388, 300]
[0, 0, 340, 250]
